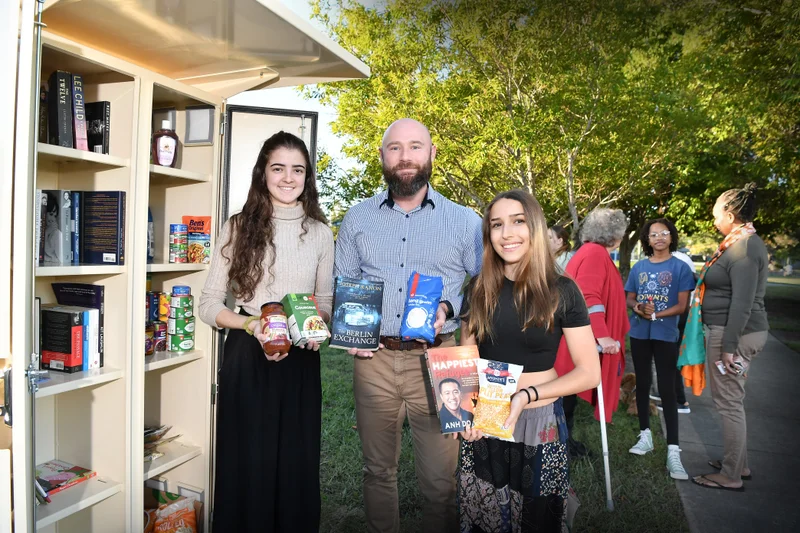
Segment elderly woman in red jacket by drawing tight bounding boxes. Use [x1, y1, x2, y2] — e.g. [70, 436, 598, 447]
[554, 208, 630, 457]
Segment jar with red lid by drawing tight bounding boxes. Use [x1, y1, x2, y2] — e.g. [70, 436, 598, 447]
[259, 302, 291, 356]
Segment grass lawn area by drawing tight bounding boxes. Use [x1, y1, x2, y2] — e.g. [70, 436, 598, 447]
[319, 348, 688, 532]
[765, 277, 800, 353]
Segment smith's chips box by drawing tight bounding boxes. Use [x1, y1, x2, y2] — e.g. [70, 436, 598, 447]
[40, 304, 85, 373]
[281, 293, 329, 346]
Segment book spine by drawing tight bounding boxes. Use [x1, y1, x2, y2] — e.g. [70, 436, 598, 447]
[38, 84, 48, 143]
[102, 101, 110, 154]
[34, 190, 42, 265]
[119, 191, 126, 265]
[88, 309, 99, 369]
[38, 192, 47, 265]
[47, 71, 73, 148]
[98, 286, 105, 366]
[82, 310, 89, 371]
[71, 74, 88, 150]
[61, 191, 72, 266]
[71, 192, 80, 265]
[46, 471, 96, 497]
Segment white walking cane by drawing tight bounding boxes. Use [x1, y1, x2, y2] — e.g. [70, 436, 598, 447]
[596, 343, 618, 512]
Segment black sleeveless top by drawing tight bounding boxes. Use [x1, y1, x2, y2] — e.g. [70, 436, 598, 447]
[461, 276, 590, 372]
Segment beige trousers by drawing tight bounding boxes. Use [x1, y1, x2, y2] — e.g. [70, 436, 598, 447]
[353, 337, 459, 533]
[704, 324, 768, 481]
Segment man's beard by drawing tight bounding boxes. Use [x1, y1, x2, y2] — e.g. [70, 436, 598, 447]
[383, 159, 432, 198]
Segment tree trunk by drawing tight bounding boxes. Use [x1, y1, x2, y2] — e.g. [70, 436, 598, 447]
[618, 229, 637, 282]
[566, 149, 580, 240]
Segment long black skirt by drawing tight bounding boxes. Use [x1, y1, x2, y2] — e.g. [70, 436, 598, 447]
[211, 326, 321, 532]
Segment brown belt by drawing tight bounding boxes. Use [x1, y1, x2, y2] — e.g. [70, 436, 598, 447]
[379, 333, 453, 351]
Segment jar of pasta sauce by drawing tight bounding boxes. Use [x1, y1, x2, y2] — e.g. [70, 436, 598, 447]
[259, 302, 291, 356]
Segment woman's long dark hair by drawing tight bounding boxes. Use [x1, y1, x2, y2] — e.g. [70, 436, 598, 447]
[222, 131, 327, 302]
[465, 189, 560, 342]
[550, 225, 571, 257]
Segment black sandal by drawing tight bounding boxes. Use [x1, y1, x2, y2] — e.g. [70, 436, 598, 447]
[708, 460, 752, 480]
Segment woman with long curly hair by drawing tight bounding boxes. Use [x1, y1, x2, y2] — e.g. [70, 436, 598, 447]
[457, 190, 599, 532]
[198, 131, 333, 531]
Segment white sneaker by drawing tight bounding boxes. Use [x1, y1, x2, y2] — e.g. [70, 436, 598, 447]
[649, 393, 661, 402]
[657, 403, 691, 414]
[667, 445, 689, 480]
[629, 429, 654, 455]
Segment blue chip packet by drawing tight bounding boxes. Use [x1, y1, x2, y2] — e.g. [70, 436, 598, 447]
[400, 271, 443, 343]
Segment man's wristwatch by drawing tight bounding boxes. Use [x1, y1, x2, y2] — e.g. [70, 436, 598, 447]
[441, 300, 455, 320]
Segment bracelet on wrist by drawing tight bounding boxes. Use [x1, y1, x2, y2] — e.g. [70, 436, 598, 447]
[528, 385, 539, 402]
[519, 388, 532, 404]
[243, 315, 258, 335]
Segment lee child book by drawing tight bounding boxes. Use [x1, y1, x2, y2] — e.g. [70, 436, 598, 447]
[425, 345, 480, 433]
[71, 74, 88, 150]
[329, 277, 384, 351]
[47, 70, 73, 148]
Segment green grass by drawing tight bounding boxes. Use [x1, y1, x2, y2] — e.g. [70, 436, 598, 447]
[319, 347, 688, 532]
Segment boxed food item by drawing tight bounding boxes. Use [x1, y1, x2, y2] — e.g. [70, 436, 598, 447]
[182, 216, 211, 264]
[281, 293, 329, 346]
[472, 359, 524, 441]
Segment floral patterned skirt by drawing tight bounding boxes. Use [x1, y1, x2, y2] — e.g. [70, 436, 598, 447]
[458, 398, 569, 533]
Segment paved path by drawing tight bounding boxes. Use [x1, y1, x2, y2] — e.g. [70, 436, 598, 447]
[670, 334, 800, 532]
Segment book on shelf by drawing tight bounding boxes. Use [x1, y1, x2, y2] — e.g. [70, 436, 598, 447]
[52, 282, 105, 367]
[329, 276, 384, 351]
[85, 101, 110, 155]
[70, 191, 81, 265]
[35, 459, 96, 496]
[71, 74, 88, 151]
[40, 304, 85, 373]
[38, 83, 48, 143]
[425, 345, 480, 434]
[34, 190, 46, 265]
[81, 191, 126, 265]
[47, 70, 73, 148]
[42, 190, 72, 266]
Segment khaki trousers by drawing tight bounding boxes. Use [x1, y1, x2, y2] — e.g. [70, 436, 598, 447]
[704, 325, 768, 481]
[353, 337, 459, 533]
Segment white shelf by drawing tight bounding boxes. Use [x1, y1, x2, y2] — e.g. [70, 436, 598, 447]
[149, 164, 210, 183]
[37, 143, 129, 169]
[36, 367, 123, 399]
[145, 350, 203, 372]
[144, 441, 202, 479]
[36, 476, 122, 529]
[35, 265, 126, 277]
[146, 263, 209, 273]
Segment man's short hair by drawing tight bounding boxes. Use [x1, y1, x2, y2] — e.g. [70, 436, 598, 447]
[438, 378, 461, 393]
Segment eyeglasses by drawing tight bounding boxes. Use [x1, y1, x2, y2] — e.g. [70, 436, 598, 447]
[648, 230, 671, 239]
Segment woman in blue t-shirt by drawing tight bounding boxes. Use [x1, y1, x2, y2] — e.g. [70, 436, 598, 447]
[625, 218, 695, 480]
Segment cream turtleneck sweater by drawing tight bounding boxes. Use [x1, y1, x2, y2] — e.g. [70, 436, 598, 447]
[198, 203, 334, 327]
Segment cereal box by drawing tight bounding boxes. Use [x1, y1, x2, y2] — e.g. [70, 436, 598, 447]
[182, 216, 211, 264]
[281, 293, 329, 346]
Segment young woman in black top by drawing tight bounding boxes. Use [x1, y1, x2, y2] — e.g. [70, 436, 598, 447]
[457, 189, 600, 532]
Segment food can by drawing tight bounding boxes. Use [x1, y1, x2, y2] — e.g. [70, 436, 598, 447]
[145, 323, 155, 355]
[169, 224, 188, 244]
[168, 333, 195, 353]
[168, 316, 195, 335]
[158, 292, 170, 322]
[152, 320, 167, 352]
[146, 272, 152, 292]
[169, 305, 193, 319]
[146, 292, 159, 322]
[172, 285, 191, 296]
[170, 294, 194, 309]
[168, 245, 187, 263]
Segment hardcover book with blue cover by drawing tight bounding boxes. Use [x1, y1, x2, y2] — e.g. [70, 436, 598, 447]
[329, 276, 384, 351]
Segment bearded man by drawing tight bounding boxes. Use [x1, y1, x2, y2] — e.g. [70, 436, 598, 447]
[334, 118, 483, 533]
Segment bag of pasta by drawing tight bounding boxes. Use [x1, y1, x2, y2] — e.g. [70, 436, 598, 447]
[153, 497, 198, 533]
[473, 359, 524, 441]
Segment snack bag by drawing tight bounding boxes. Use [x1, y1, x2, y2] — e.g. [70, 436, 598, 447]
[400, 271, 443, 343]
[473, 359, 524, 441]
[154, 497, 198, 533]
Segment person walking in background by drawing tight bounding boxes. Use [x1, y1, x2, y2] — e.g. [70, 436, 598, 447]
[625, 218, 695, 480]
[457, 189, 599, 532]
[334, 118, 483, 533]
[198, 132, 333, 532]
[554, 208, 630, 458]
[549, 224, 574, 273]
[692, 183, 769, 492]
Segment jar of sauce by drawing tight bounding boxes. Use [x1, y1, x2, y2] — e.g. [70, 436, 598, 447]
[259, 302, 291, 356]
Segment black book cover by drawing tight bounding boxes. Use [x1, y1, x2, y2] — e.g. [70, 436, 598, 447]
[51, 282, 105, 367]
[40, 305, 84, 373]
[329, 277, 384, 351]
[38, 84, 48, 143]
[81, 191, 125, 265]
[85, 101, 110, 154]
[47, 70, 73, 148]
